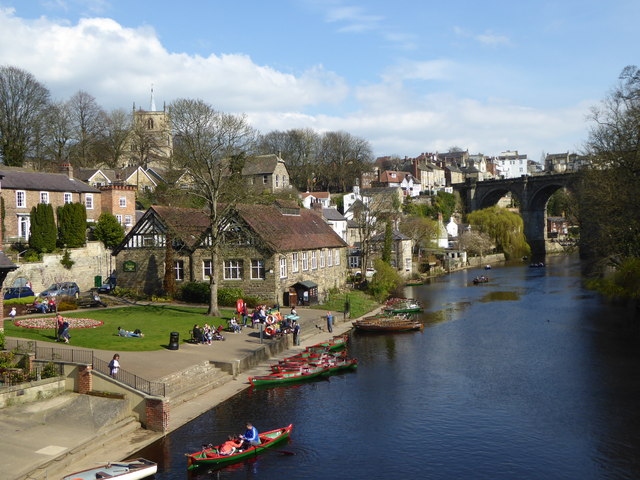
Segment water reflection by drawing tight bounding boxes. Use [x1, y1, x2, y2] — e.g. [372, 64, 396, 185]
[478, 291, 520, 302]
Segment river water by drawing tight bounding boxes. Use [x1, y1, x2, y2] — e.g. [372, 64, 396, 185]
[139, 255, 640, 479]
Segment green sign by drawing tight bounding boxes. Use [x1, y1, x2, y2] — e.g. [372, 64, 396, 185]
[123, 260, 137, 272]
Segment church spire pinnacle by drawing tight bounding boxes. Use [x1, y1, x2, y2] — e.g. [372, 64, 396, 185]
[150, 84, 156, 112]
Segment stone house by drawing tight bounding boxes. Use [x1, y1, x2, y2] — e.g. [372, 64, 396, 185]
[241, 154, 293, 193]
[416, 163, 446, 194]
[77, 166, 158, 192]
[0, 167, 101, 243]
[112, 202, 348, 306]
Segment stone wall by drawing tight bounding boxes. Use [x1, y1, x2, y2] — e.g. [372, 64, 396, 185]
[5, 241, 113, 294]
[0, 377, 65, 408]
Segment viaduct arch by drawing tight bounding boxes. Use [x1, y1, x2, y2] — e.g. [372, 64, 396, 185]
[453, 173, 577, 261]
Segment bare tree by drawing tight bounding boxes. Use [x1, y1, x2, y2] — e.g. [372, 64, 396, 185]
[99, 108, 132, 168]
[317, 131, 374, 192]
[0, 65, 50, 166]
[39, 100, 73, 169]
[169, 98, 257, 316]
[67, 90, 105, 167]
[458, 230, 494, 257]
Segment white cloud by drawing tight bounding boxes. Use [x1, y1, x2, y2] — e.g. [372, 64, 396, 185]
[453, 25, 512, 47]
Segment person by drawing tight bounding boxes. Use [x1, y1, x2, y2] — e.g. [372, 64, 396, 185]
[56, 313, 65, 341]
[47, 297, 57, 313]
[290, 306, 297, 317]
[108, 354, 120, 377]
[192, 324, 204, 344]
[241, 303, 249, 327]
[118, 326, 143, 337]
[326, 311, 333, 333]
[240, 422, 260, 448]
[203, 324, 213, 344]
[59, 320, 70, 343]
[8, 307, 16, 321]
[219, 435, 244, 456]
[33, 299, 48, 314]
[292, 320, 301, 346]
[229, 316, 241, 333]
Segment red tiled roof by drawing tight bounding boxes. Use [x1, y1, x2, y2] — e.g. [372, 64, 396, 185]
[300, 191, 330, 199]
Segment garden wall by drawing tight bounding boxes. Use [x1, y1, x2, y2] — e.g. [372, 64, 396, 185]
[0, 376, 65, 408]
[4, 241, 112, 294]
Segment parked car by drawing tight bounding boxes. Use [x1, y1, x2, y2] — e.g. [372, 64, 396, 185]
[97, 276, 117, 294]
[4, 286, 35, 300]
[39, 282, 80, 298]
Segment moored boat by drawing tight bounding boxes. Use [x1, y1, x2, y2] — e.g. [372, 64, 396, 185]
[353, 319, 423, 332]
[186, 425, 293, 470]
[249, 364, 328, 387]
[382, 302, 423, 313]
[63, 458, 157, 480]
[309, 334, 348, 351]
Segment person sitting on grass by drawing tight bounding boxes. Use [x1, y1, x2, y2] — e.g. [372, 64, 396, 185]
[117, 326, 144, 337]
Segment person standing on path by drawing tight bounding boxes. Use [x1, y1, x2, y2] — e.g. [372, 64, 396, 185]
[109, 354, 120, 378]
[292, 320, 301, 345]
[326, 311, 333, 333]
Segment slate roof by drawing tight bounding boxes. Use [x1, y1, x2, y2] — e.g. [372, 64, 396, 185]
[241, 154, 282, 176]
[0, 169, 100, 193]
[151, 205, 210, 249]
[322, 208, 346, 221]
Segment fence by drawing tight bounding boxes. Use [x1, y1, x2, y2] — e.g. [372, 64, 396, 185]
[2, 339, 165, 397]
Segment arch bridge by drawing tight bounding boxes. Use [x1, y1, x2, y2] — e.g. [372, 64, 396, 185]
[453, 173, 577, 260]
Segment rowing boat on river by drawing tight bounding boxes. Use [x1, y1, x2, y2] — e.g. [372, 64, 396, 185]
[353, 318, 424, 332]
[63, 458, 157, 480]
[186, 425, 293, 469]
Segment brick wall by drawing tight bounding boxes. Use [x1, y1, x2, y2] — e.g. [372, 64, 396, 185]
[99, 185, 137, 231]
[145, 397, 170, 432]
[77, 364, 93, 394]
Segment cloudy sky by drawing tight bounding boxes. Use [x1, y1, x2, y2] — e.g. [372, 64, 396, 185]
[0, 0, 637, 160]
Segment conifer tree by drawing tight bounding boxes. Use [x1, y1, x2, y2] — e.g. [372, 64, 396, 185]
[57, 202, 87, 248]
[29, 203, 56, 253]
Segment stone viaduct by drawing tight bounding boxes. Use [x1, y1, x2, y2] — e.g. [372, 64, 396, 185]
[453, 173, 577, 261]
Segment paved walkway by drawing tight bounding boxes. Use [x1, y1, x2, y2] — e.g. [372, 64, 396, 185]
[1, 305, 360, 480]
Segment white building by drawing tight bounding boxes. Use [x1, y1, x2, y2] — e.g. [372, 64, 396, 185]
[495, 150, 528, 179]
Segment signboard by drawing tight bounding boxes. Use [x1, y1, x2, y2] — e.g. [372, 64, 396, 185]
[123, 260, 137, 272]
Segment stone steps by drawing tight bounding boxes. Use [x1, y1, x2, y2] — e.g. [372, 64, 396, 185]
[161, 361, 233, 408]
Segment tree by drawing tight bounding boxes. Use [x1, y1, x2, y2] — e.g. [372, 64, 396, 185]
[577, 65, 640, 269]
[316, 131, 374, 192]
[41, 100, 74, 168]
[458, 230, 494, 257]
[99, 108, 132, 168]
[163, 230, 176, 298]
[398, 215, 437, 255]
[382, 220, 393, 264]
[466, 206, 530, 259]
[0, 66, 50, 166]
[29, 203, 56, 253]
[57, 203, 87, 248]
[67, 90, 105, 167]
[169, 98, 256, 316]
[93, 213, 125, 250]
[368, 258, 402, 301]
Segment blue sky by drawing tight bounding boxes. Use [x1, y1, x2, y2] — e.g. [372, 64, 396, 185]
[0, 0, 638, 159]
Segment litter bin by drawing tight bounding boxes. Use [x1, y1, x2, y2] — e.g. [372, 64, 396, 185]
[169, 331, 179, 350]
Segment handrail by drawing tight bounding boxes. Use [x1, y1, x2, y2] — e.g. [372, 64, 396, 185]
[3, 338, 165, 397]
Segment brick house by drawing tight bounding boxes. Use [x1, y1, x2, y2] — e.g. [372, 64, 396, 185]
[113, 201, 348, 305]
[98, 185, 138, 231]
[0, 167, 101, 243]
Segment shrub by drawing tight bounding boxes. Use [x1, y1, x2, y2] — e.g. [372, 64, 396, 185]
[41, 362, 60, 379]
[368, 259, 402, 302]
[60, 249, 75, 269]
[57, 300, 77, 312]
[179, 282, 210, 303]
[4, 297, 35, 305]
[218, 288, 243, 307]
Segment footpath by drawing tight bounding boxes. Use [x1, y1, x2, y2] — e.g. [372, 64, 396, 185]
[1, 306, 362, 480]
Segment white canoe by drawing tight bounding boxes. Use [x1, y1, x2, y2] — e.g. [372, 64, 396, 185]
[63, 458, 157, 480]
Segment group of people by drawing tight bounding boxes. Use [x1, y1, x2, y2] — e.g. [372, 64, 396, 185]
[117, 326, 144, 337]
[192, 323, 224, 344]
[209, 422, 261, 456]
[33, 296, 56, 314]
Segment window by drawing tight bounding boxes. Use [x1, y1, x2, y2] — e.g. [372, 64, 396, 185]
[327, 249, 333, 267]
[224, 260, 243, 280]
[263, 174, 268, 184]
[283, 176, 288, 186]
[174, 260, 184, 281]
[124, 215, 133, 227]
[16, 191, 26, 208]
[119, 197, 127, 208]
[275, 175, 279, 187]
[302, 252, 309, 271]
[319, 250, 325, 268]
[116, 214, 123, 224]
[203, 260, 213, 278]
[292, 253, 299, 273]
[311, 251, 317, 270]
[405, 258, 411, 271]
[334, 249, 340, 265]
[279, 256, 287, 278]
[64, 193, 72, 204]
[349, 256, 361, 268]
[40, 192, 49, 204]
[85, 194, 94, 209]
[251, 260, 265, 280]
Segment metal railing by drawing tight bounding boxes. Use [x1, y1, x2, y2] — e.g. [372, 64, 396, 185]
[2, 339, 165, 397]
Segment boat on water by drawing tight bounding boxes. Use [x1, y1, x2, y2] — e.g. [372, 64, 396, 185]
[353, 319, 423, 332]
[272, 356, 358, 374]
[186, 425, 293, 470]
[472, 275, 489, 284]
[63, 458, 157, 480]
[382, 302, 423, 313]
[309, 335, 348, 351]
[249, 364, 328, 386]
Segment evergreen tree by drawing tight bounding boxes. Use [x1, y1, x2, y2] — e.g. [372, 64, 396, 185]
[382, 220, 393, 264]
[29, 203, 56, 253]
[57, 202, 87, 248]
[93, 213, 125, 250]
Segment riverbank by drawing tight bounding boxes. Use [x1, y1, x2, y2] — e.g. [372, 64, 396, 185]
[4, 307, 363, 480]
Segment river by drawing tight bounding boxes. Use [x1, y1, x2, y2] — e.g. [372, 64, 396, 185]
[138, 255, 640, 479]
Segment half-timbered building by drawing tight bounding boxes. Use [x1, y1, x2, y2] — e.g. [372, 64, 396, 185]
[112, 202, 349, 305]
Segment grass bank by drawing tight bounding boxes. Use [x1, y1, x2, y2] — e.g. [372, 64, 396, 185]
[311, 290, 379, 319]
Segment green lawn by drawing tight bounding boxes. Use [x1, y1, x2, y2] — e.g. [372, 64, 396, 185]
[312, 290, 379, 319]
[4, 305, 235, 351]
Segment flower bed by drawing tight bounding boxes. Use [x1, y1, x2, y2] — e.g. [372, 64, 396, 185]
[14, 317, 104, 329]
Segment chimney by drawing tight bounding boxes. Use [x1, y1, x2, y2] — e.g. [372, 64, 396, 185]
[59, 163, 73, 179]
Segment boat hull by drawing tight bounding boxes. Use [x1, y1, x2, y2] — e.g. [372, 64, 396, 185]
[186, 425, 293, 469]
[63, 458, 157, 480]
